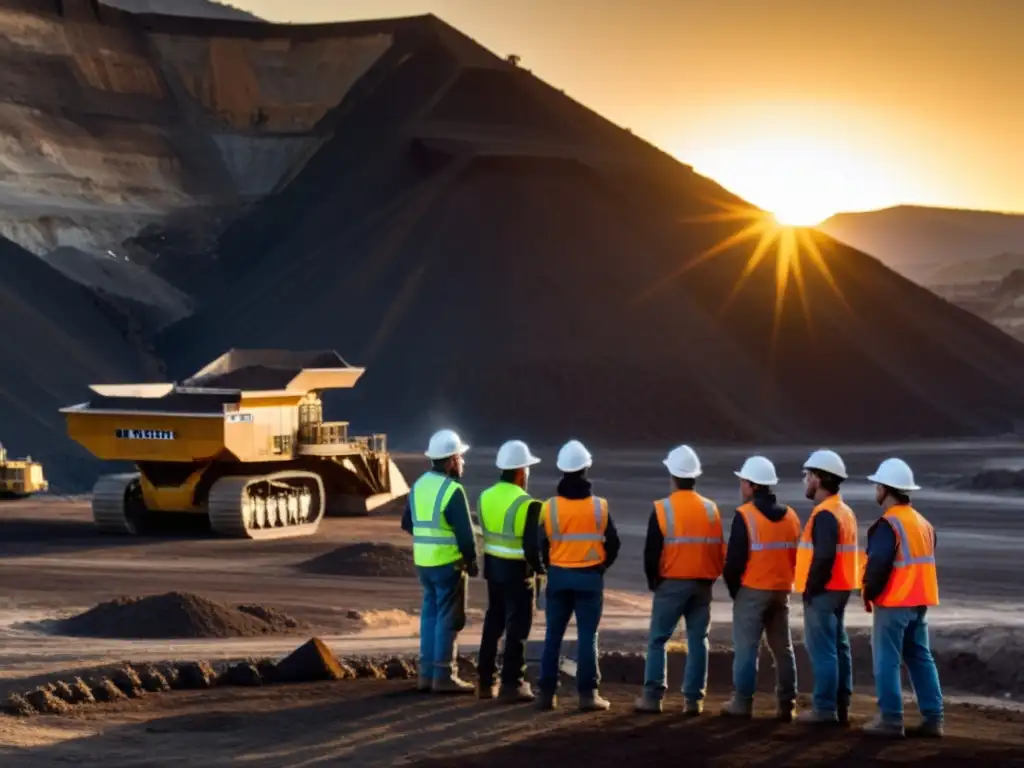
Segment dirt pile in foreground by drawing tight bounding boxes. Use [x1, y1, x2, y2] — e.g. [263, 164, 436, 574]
[53, 592, 306, 639]
[298, 543, 416, 578]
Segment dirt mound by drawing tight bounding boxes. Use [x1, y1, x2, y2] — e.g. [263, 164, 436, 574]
[53, 592, 307, 639]
[299, 543, 416, 578]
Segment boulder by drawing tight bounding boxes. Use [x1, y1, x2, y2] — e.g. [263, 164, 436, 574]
[137, 665, 172, 693]
[25, 688, 72, 715]
[176, 661, 217, 689]
[222, 663, 263, 687]
[90, 678, 127, 703]
[111, 665, 146, 698]
[275, 638, 348, 683]
[4, 693, 36, 717]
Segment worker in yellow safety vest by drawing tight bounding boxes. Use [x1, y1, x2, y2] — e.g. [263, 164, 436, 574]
[475, 439, 545, 703]
[861, 458, 943, 739]
[537, 439, 621, 712]
[401, 429, 479, 694]
[721, 455, 801, 722]
[793, 449, 859, 726]
[634, 445, 725, 717]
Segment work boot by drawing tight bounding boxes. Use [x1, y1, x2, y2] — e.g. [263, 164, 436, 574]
[719, 694, 753, 718]
[683, 699, 704, 717]
[497, 682, 535, 703]
[432, 675, 475, 694]
[907, 719, 944, 738]
[633, 692, 663, 714]
[777, 702, 797, 724]
[837, 700, 851, 726]
[416, 676, 433, 693]
[537, 692, 558, 711]
[797, 709, 839, 726]
[476, 682, 497, 700]
[862, 715, 905, 738]
[579, 690, 611, 712]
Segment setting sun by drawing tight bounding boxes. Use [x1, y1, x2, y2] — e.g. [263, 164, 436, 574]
[683, 130, 906, 229]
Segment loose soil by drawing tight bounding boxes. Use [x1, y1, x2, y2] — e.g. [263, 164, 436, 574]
[298, 543, 417, 578]
[1, 679, 1022, 766]
[51, 592, 307, 640]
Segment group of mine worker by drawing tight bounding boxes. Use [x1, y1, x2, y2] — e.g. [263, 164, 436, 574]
[401, 429, 943, 739]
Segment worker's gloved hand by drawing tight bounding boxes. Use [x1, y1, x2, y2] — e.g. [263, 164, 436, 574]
[465, 560, 479, 578]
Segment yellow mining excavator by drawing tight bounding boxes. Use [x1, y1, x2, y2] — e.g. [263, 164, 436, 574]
[0, 441, 48, 499]
[59, 349, 409, 540]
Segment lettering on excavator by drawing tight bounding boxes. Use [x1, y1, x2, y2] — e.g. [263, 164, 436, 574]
[115, 429, 177, 440]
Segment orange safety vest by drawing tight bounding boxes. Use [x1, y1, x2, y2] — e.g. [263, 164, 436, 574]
[794, 494, 860, 593]
[736, 502, 801, 591]
[654, 491, 725, 580]
[542, 495, 608, 568]
[874, 505, 939, 608]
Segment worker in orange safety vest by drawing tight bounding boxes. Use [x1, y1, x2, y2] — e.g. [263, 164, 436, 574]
[793, 449, 859, 726]
[721, 455, 801, 722]
[634, 445, 725, 717]
[860, 458, 942, 740]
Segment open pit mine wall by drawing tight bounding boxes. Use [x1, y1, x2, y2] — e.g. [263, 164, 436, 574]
[0, 0, 396, 306]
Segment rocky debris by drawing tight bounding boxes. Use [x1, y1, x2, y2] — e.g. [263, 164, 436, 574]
[347, 657, 386, 680]
[383, 657, 416, 680]
[176, 661, 217, 690]
[111, 665, 146, 698]
[63, 678, 97, 704]
[155, 663, 181, 689]
[90, 678, 128, 703]
[51, 681, 77, 704]
[4, 694, 35, 717]
[276, 638, 350, 683]
[53, 592, 307, 639]
[958, 468, 1024, 491]
[255, 658, 280, 684]
[25, 688, 72, 715]
[221, 663, 263, 687]
[137, 665, 172, 693]
[299, 543, 416, 578]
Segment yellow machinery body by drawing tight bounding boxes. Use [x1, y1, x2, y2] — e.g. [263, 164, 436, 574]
[0, 442, 48, 499]
[60, 349, 409, 540]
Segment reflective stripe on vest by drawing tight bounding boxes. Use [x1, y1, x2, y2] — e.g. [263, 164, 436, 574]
[876, 505, 939, 607]
[794, 494, 861, 593]
[544, 496, 608, 567]
[411, 472, 462, 567]
[478, 482, 532, 560]
[655, 491, 726, 580]
[737, 502, 801, 591]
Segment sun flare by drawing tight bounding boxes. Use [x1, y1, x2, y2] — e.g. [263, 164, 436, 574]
[633, 199, 848, 355]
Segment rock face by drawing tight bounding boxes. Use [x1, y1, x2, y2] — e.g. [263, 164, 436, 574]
[4, 3, 1024, 490]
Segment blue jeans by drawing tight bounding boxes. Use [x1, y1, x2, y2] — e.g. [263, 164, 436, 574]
[802, 591, 852, 714]
[643, 579, 712, 702]
[871, 606, 943, 724]
[732, 587, 797, 705]
[539, 567, 604, 695]
[417, 564, 468, 681]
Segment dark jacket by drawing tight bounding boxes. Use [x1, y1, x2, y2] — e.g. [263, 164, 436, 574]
[862, 511, 938, 604]
[722, 489, 790, 598]
[803, 500, 840, 600]
[482, 497, 544, 582]
[643, 503, 717, 592]
[536, 473, 620, 574]
[401, 471, 478, 569]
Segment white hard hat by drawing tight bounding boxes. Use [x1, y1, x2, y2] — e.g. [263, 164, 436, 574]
[663, 444, 702, 479]
[803, 449, 848, 479]
[424, 429, 470, 460]
[495, 439, 541, 470]
[734, 455, 779, 486]
[556, 439, 592, 473]
[867, 457, 920, 491]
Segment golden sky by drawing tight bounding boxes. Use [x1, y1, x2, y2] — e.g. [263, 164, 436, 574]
[235, 0, 1024, 224]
